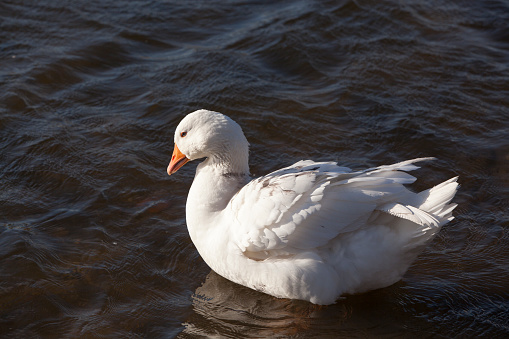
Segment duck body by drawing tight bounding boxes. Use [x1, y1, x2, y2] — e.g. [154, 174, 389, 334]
[168, 109, 458, 305]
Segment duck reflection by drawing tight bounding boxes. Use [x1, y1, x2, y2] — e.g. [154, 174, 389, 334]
[179, 270, 351, 338]
[177, 271, 438, 338]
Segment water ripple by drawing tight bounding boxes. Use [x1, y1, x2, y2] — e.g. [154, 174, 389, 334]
[1, 0, 508, 337]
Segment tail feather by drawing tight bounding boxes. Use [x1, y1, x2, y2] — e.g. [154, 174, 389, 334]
[440, 203, 458, 221]
[417, 176, 459, 221]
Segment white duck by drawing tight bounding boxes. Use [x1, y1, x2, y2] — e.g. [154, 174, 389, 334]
[167, 109, 458, 305]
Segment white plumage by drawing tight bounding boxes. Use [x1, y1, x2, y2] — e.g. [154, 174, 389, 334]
[167, 109, 458, 305]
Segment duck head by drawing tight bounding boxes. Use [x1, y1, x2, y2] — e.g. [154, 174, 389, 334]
[167, 109, 249, 175]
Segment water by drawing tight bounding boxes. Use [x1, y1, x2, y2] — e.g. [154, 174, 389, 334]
[1, 0, 508, 337]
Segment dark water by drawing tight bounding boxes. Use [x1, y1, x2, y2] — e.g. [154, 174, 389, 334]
[1, 0, 508, 337]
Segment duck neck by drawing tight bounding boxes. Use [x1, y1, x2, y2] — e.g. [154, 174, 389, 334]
[209, 140, 250, 176]
[185, 149, 250, 237]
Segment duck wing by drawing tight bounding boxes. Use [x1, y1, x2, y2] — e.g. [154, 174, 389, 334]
[228, 158, 435, 259]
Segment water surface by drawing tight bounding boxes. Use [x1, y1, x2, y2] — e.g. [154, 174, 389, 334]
[1, 0, 508, 337]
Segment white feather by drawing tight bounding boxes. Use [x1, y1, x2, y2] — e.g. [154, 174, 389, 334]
[170, 110, 459, 305]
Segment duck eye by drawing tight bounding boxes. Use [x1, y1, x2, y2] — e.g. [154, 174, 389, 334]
[180, 131, 187, 137]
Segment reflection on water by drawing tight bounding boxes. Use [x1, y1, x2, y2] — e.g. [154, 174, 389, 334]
[184, 271, 362, 338]
[1, 0, 508, 337]
[185, 271, 323, 338]
[181, 271, 439, 338]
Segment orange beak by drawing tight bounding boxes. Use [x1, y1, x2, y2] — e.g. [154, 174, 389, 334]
[167, 144, 190, 175]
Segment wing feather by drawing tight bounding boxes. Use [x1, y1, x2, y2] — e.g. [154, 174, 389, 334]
[228, 158, 433, 257]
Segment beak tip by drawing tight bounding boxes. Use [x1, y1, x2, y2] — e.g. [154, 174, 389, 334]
[167, 164, 175, 176]
[167, 144, 189, 176]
